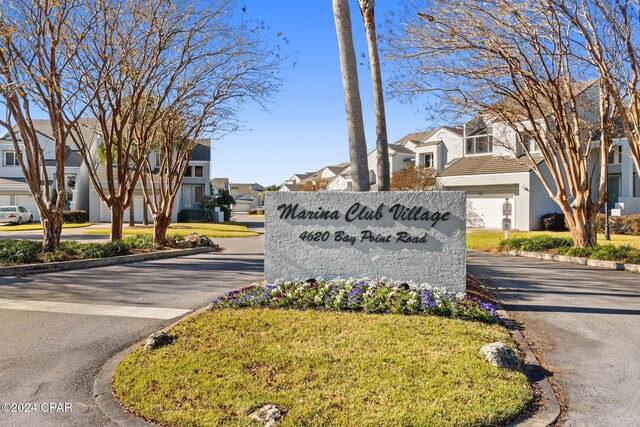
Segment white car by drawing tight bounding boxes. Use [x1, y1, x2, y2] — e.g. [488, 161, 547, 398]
[0, 206, 33, 225]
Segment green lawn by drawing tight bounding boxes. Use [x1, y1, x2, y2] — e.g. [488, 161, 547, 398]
[0, 223, 91, 232]
[84, 222, 258, 238]
[467, 230, 640, 250]
[114, 308, 532, 427]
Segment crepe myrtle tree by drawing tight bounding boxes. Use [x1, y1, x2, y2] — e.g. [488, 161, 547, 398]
[0, 0, 95, 251]
[68, 0, 282, 241]
[389, 0, 613, 247]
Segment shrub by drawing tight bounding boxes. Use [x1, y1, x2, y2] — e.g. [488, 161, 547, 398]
[0, 240, 41, 264]
[540, 212, 568, 231]
[557, 244, 640, 262]
[212, 279, 497, 323]
[123, 234, 163, 250]
[177, 210, 189, 223]
[76, 241, 129, 259]
[596, 214, 640, 236]
[499, 235, 573, 251]
[63, 210, 89, 224]
[41, 249, 71, 263]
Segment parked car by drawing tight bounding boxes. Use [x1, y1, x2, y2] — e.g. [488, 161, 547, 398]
[0, 206, 33, 225]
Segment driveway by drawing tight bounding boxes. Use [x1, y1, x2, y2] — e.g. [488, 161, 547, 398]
[0, 226, 264, 426]
[468, 251, 640, 427]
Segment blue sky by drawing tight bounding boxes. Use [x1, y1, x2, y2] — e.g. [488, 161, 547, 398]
[215, 0, 443, 186]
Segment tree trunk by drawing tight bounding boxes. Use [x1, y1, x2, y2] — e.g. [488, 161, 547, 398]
[110, 201, 124, 241]
[562, 204, 598, 248]
[360, 0, 390, 191]
[142, 198, 149, 226]
[129, 199, 135, 227]
[153, 213, 171, 245]
[41, 214, 63, 252]
[333, 0, 370, 192]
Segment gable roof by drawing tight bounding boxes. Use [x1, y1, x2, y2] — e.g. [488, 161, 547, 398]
[388, 144, 415, 155]
[438, 155, 544, 177]
[395, 130, 437, 146]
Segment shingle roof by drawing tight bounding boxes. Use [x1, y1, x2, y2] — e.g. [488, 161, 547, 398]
[442, 126, 464, 136]
[438, 155, 544, 177]
[389, 144, 415, 155]
[190, 140, 211, 161]
[395, 130, 437, 146]
[414, 140, 442, 148]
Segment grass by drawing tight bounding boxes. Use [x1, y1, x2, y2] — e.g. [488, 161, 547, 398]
[84, 222, 258, 238]
[0, 222, 91, 232]
[467, 229, 640, 251]
[114, 308, 532, 427]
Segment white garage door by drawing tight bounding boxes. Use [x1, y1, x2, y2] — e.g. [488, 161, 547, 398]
[0, 195, 10, 206]
[467, 197, 514, 229]
[15, 195, 39, 221]
[233, 200, 252, 212]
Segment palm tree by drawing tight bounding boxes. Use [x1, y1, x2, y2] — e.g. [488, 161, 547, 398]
[358, 0, 390, 191]
[332, 0, 370, 191]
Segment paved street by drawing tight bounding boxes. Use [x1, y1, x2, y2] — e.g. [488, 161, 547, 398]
[0, 220, 264, 427]
[468, 251, 640, 427]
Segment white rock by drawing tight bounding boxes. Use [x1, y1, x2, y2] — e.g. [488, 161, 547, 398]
[248, 404, 284, 427]
[480, 342, 521, 369]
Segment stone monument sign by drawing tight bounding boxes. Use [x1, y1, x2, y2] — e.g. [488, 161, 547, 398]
[264, 191, 466, 292]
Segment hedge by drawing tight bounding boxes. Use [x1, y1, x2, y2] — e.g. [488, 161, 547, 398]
[596, 214, 640, 236]
[63, 210, 89, 223]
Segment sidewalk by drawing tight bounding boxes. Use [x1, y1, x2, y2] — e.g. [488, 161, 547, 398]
[468, 251, 640, 427]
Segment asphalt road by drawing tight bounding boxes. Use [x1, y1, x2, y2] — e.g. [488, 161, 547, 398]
[0, 224, 264, 427]
[468, 251, 640, 427]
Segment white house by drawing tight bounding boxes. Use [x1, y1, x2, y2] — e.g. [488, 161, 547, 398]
[211, 180, 264, 212]
[1, 119, 212, 223]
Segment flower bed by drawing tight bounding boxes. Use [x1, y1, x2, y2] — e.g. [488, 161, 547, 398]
[212, 278, 497, 323]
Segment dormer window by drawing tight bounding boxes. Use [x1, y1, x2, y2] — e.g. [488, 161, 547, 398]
[609, 145, 622, 164]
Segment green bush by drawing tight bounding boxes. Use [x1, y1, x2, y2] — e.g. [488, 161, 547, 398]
[41, 249, 71, 263]
[557, 244, 640, 262]
[499, 235, 573, 252]
[596, 214, 640, 235]
[0, 240, 41, 264]
[76, 241, 129, 259]
[123, 234, 163, 250]
[63, 210, 89, 223]
[540, 212, 568, 231]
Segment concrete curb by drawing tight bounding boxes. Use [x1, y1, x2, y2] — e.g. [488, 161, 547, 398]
[496, 302, 561, 427]
[0, 247, 217, 277]
[94, 303, 215, 426]
[507, 249, 640, 272]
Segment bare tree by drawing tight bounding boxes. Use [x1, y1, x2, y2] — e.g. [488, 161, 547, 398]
[389, 0, 611, 247]
[0, 0, 94, 251]
[358, 0, 390, 191]
[70, 0, 278, 241]
[550, 0, 640, 177]
[332, 0, 370, 191]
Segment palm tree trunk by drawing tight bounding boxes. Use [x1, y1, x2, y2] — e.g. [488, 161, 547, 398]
[359, 0, 390, 191]
[332, 0, 370, 191]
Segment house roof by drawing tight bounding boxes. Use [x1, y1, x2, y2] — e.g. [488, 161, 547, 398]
[281, 183, 298, 191]
[211, 177, 229, 190]
[388, 144, 415, 155]
[438, 155, 544, 177]
[395, 130, 437, 146]
[190, 139, 211, 161]
[442, 126, 464, 136]
[0, 177, 28, 186]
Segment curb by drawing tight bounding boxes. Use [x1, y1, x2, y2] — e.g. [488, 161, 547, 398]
[0, 247, 217, 277]
[507, 249, 640, 272]
[497, 302, 561, 427]
[94, 303, 215, 426]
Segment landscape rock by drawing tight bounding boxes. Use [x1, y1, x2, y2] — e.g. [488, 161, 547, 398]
[172, 233, 220, 250]
[248, 404, 285, 427]
[144, 332, 174, 351]
[480, 342, 521, 369]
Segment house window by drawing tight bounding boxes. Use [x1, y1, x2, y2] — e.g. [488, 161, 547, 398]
[194, 166, 204, 177]
[609, 146, 622, 164]
[154, 150, 162, 168]
[4, 151, 18, 166]
[520, 132, 538, 153]
[369, 170, 376, 185]
[423, 153, 434, 168]
[184, 166, 192, 177]
[195, 185, 204, 204]
[465, 132, 493, 155]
